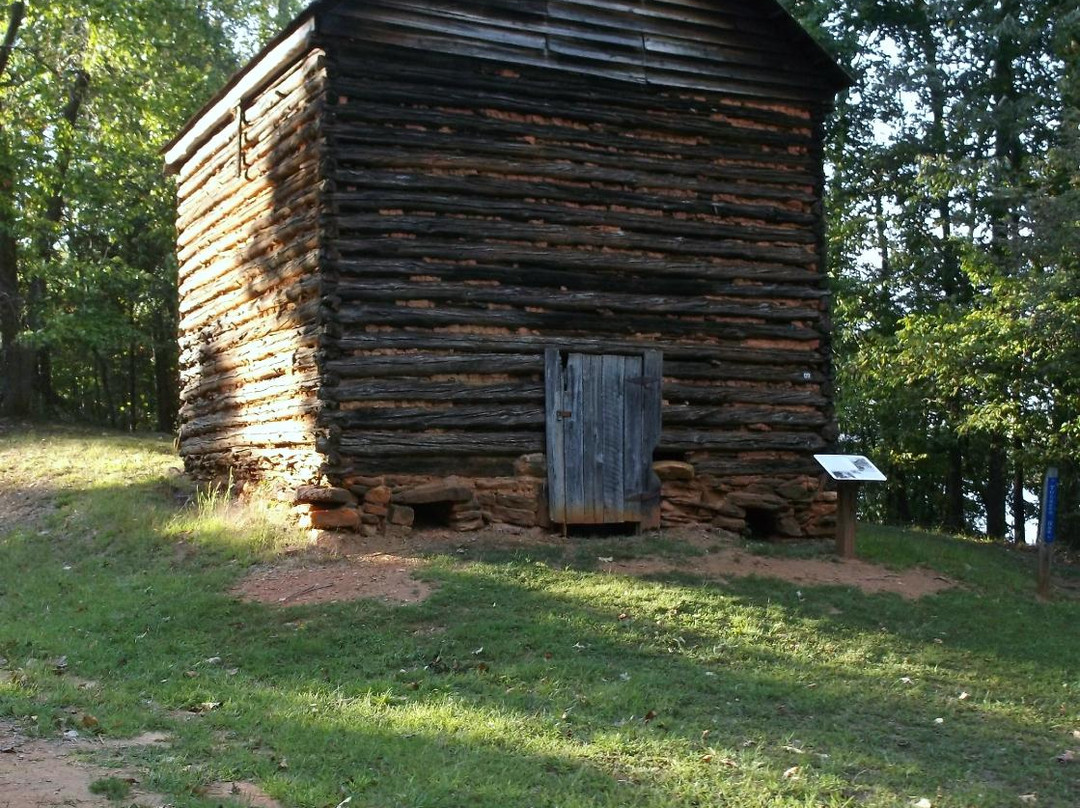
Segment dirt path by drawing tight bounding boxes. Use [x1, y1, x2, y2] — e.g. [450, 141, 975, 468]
[0, 722, 167, 808]
[0, 720, 284, 808]
[0, 424, 57, 533]
[599, 544, 955, 598]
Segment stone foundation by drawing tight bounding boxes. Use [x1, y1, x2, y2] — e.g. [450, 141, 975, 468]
[653, 462, 835, 538]
[294, 454, 836, 539]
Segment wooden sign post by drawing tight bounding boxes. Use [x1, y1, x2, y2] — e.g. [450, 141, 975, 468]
[814, 455, 887, 559]
[1037, 467, 1059, 599]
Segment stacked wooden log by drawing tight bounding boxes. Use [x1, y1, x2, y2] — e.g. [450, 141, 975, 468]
[173, 48, 330, 488]
[170, 0, 846, 538]
[312, 43, 836, 533]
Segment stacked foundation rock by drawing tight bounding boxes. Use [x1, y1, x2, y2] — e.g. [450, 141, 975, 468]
[292, 453, 834, 539]
[293, 464, 547, 537]
[654, 461, 835, 538]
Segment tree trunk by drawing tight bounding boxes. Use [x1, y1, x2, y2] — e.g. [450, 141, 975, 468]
[0, 3, 24, 78]
[0, 151, 29, 416]
[94, 349, 116, 428]
[153, 336, 178, 433]
[984, 441, 1007, 539]
[0, 3, 27, 416]
[127, 338, 137, 430]
[26, 67, 90, 416]
[944, 439, 965, 533]
[1011, 441, 1025, 544]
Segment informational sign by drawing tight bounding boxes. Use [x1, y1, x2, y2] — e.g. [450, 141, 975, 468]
[813, 454, 887, 483]
[1039, 467, 1059, 546]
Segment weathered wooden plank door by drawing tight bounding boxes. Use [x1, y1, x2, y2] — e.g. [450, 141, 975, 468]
[545, 349, 662, 525]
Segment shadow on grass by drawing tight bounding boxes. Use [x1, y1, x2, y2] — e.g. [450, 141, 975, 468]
[1, 476, 1078, 807]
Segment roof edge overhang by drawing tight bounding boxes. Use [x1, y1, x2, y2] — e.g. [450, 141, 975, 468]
[163, 0, 853, 173]
[162, 7, 324, 172]
[765, 3, 854, 93]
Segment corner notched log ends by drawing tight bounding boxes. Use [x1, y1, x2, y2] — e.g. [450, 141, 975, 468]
[165, 0, 852, 540]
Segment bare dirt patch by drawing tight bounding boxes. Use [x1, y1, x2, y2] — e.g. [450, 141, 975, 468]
[233, 553, 433, 606]
[0, 720, 167, 808]
[586, 527, 956, 599]
[0, 421, 60, 532]
[600, 547, 954, 599]
[232, 523, 955, 606]
[0, 484, 57, 533]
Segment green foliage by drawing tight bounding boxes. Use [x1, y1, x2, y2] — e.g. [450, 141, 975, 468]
[0, 0, 303, 428]
[787, 0, 1080, 543]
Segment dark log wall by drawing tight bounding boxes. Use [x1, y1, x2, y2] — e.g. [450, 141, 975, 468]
[168, 0, 846, 534]
[175, 49, 330, 486]
[314, 35, 836, 524]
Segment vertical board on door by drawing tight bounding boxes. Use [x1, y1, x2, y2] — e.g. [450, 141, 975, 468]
[545, 349, 661, 525]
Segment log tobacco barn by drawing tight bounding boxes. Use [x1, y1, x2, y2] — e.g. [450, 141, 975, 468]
[166, 0, 851, 537]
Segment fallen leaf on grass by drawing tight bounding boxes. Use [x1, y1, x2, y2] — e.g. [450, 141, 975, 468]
[190, 701, 221, 714]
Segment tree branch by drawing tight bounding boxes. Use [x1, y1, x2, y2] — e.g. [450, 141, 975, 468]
[0, 2, 25, 80]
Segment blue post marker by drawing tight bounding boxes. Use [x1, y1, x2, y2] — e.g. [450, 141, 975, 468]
[1037, 467, 1059, 598]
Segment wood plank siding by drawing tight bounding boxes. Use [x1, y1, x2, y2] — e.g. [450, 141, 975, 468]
[167, 0, 849, 535]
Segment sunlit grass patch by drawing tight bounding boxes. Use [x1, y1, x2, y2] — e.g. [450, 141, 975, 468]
[164, 478, 310, 559]
[1, 426, 1078, 807]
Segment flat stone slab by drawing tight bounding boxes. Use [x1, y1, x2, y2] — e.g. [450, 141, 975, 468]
[653, 461, 695, 481]
[295, 486, 356, 506]
[394, 481, 473, 505]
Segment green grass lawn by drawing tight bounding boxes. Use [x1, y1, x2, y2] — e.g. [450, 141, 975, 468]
[1, 425, 1078, 807]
